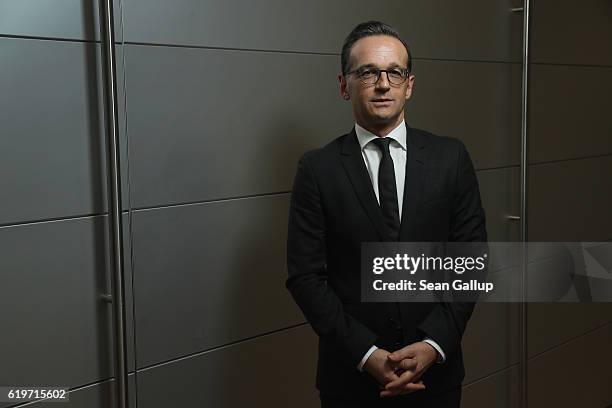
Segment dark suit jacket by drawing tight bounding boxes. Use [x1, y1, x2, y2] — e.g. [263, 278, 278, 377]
[286, 122, 488, 400]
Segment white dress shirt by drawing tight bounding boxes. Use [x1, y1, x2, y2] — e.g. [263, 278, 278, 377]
[353, 119, 446, 371]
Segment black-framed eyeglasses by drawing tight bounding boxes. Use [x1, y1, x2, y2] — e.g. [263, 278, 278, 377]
[346, 66, 410, 86]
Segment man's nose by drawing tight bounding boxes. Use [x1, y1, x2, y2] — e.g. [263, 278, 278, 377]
[375, 71, 391, 89]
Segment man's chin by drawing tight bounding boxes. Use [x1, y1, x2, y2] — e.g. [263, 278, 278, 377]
[366, 112, 401, 125]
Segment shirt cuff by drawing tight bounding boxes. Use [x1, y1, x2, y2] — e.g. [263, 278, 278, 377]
[357, 345, 378, 371]
[422, 338, 446, 363]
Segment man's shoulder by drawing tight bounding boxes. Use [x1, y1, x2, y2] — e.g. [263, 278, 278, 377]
[297, 131, 349, 165]
[298, 126, 467, 165]
[410, 126, 465, 151]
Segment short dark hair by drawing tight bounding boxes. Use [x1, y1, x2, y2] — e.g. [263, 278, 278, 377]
[340, 20, 413, 76]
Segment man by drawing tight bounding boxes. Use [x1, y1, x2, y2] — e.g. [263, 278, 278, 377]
[286, 21, 487, 407]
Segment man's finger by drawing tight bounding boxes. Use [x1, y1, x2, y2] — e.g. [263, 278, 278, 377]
[383, 372, 400, 385]
[387, 346, 416, 362]
[395, 357, 418, 371]
[380, 381, 425, 397]
[383, 368, 418, 391]
[378, 371, 400, 389]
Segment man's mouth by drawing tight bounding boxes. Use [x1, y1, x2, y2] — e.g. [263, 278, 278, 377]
[371, 98, 393, 106]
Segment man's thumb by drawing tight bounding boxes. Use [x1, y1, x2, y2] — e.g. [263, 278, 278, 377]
[387, 352, 402, 361]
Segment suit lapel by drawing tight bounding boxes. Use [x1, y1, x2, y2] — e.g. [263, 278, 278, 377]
[340, 123, 429, 241]
[399, 123, 428, 241]
[340, 127, 389, 240]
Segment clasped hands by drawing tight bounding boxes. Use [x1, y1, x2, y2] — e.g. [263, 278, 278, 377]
[363, 341, 438, 398]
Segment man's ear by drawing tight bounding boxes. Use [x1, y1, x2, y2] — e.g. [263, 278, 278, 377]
[338, 73, 350, 100]
[405, 74, 415, 100]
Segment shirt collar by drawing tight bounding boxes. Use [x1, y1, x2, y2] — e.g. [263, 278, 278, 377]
[354, 119, 407, 151]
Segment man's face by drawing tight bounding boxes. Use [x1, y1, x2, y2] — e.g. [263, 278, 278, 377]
[339, 35, 415, 133]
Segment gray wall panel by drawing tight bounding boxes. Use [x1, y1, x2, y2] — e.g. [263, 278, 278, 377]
[125, 45, 519, 208]
[136, 325, 318, 408]
[461, 168, 520, 384]
[529, 64, 612, 163]
[476, 167, 520, 242]
[122, 213, 136, 374]
[0, 39, 129, 225]
[528, 303, 612, 358]
[125, 44, 352, 208]
[528, 155, 612, 241]
[0, 0, 122, 42]
[531, 0, 612, 66]
[0, 214, 135, 408]
[410, 61, 522, 170]
[27, 375, 136, 408]
[528, 323, 612, 408]
[462, 366, 519, 408]
[463, 303, 520, 385]
[132, 195, 303, 367]
[123, 0, 522, 62]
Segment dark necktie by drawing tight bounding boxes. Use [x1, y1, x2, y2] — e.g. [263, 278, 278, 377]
[372, 137, 400, 241]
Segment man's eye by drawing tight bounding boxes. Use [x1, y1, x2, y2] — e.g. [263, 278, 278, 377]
[389, 69, 403, 78]
[360, 69, 377, 77]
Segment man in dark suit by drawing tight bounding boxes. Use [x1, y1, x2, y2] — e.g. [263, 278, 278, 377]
[286, 21, 487, 407]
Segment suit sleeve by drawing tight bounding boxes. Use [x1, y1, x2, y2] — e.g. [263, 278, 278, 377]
[286, 152, 379, 368]
[417, 140, 488, 357]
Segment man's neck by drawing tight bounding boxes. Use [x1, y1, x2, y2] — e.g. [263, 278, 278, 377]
[356, 117, 405, 137]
